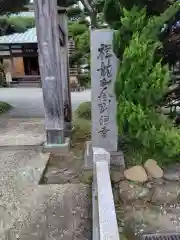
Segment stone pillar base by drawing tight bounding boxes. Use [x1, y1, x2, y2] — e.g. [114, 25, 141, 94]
[43, 137, 70, 155]
[64, 122, 72, 138]
[84, 141, 125, 169]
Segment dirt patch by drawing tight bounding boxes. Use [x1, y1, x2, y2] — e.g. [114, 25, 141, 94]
[41, 116, 92, 185]
[41, 145, 92, 185]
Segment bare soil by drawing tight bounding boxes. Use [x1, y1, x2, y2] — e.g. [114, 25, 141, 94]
[41, 143, 93, 185]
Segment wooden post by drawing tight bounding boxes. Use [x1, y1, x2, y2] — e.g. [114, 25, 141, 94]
[58, 9, 72, 130]
[9, 46, 15, 76]
[34, 0, 64, 145]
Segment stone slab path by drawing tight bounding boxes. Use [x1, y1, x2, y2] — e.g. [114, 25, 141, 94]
[0, 118, 91, 239]
[0, 149, 49, 238]
[0, 118, 45, 147]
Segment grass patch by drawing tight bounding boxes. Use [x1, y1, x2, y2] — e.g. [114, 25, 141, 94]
[0, 101, 11, 114]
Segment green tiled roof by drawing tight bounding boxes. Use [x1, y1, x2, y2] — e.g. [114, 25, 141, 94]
[0, 28, 37, 44]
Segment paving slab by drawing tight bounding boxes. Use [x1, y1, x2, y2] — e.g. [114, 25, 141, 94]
[0, 149, 91, 240]
[0, 149, 49, 236]
[4, 184, 91, 240]
[0, 117, 91, 239]
[0, 118, 45, 146]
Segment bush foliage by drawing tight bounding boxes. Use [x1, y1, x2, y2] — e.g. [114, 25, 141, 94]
[75, 102, 91, 120]
[78, 74, 90, 88]
[0, 101, 11, 114]
[72, 117, 91, 142]
[114, 3, 180, 165]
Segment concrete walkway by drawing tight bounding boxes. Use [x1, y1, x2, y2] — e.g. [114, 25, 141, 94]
[0, 118, 91, 240]
[0, 88, 91, 117]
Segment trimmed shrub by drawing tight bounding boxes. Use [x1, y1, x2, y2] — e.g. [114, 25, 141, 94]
[114, 3, 180, 166]
[0, 101, 11, 114]
[75, 101, 91, 120]
[72, 117, 91, 142]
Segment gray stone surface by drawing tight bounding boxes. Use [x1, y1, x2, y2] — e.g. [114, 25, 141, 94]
[110, 151, 125, 167]
[2, 184, 91, 240]
[91, 30, 118, 152]
[0, 118, 45, 146]
[0, 115, 91, 239]
[93, 147, 110, 166]
[119, 181, 151, 204]
[85, 141, 124, 169]
[164, 164, 180, 181]
[111, 169, 125, 183]
[0, 149, 49, 237]
[95, 161, 119, 240]
[0, 150, 91, 239]
[43, 137, 70, 155]
[121, 204, 180, 235]
[84, 141, 93, 169]
[0, 88, 91, 118]
[151, 182, 180, 204]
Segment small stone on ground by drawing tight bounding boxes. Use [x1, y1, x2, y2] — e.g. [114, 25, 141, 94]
[124, 166, 148, 183]
[144, 159, 163, 179]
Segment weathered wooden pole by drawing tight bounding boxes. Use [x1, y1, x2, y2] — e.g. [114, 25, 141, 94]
[58, 9, 72, 133]
[34, 0, 64, 145]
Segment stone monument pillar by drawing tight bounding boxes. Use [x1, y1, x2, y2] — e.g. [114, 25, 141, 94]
[85, 29, 124, 168]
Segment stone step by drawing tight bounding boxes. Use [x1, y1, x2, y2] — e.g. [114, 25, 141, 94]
[0, 119, 91, 239]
